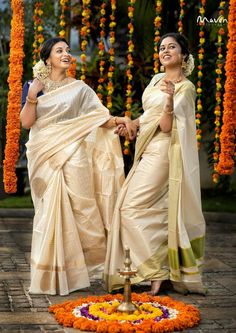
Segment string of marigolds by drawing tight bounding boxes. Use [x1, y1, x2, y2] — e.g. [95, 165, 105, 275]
[196, 0, 206, 149]
[124, 0, 136, 155]
[217, 0, 236, 176]
[80, 0, 91, 81]
[97, 2, 106, 102]
[212, 2, 227, 184]
[106, 0, 116, 110]
[178, 0, 185, 33]
[153, 0, 162, 74]
[32, 2, 44, 65]
[59, 0, 69, 38]
[3, 0, 25, 193]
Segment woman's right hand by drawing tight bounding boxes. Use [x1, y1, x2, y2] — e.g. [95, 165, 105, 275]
[28, 78, 44, 99]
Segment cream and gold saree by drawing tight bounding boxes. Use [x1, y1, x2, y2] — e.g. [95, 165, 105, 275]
[104, 73, 206, 294]
[26, 80, 124, 295]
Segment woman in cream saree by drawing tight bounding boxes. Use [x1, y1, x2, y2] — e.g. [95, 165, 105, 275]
[20, 37, 135, 295]
[104, 33, 206, 295]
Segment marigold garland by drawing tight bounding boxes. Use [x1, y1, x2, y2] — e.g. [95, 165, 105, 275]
[196, 0, 206, 149]
[212, 2, 227, 184]
[32, 2, 44, 65]
[49, 293, 201, 332]
[106, 0, 116, 110]
[124, 0, 136, 155]
[67, 57, 77, 78]
[217, 0, 236, 176]
[3, 0, 25, 193]
[97, 2, 107, 102]
[178, 0, 185, 33]
[80, 0, 91, 81]
[153, 0, 162, 74]
[59, 0, 70, 38]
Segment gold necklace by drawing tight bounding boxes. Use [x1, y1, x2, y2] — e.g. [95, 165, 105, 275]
[164, 75, 184, 84]
[43, 76, 69, 93]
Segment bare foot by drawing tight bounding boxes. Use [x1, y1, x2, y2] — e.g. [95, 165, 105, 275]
[147, 280, 162, 295]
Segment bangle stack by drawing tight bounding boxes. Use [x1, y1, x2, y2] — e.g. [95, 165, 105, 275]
[26, 96, 38, 104]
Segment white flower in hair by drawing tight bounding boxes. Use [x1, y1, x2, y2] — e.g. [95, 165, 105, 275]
[33, 59, 50, 81]
[184, 54, 195, 77]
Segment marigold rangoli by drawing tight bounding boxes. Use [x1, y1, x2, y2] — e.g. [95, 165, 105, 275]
[49, 293, 201, 332]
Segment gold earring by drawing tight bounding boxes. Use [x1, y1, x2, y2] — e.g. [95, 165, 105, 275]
[46, 63, 52, 74]
[181, 59, 187, 70]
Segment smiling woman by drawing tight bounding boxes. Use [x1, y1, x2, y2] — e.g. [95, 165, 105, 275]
[19, 37, 137, 296]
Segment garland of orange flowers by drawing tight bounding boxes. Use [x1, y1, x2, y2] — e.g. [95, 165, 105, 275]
[3, 0, 25, 193]
[49, 293, 201, 332]
[59, 0, 70, 38]
[178, 0, 185, 33]
[196, 0, 206, 148]
[106, 0, 116, 110]
[153, 0, 162, 74]
[217, 0, 236, 176]
[212, 2, 227, 184]
[124, 0, 136, 155]
[97, 2, 107, 102]
[80, 0, 91, 81]
[32, 2, 44, 65]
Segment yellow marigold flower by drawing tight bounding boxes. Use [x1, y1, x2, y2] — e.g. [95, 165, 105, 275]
[59, 30, 65, 37]
[199, 7, 205, 15]
[109, 22, 116, 28]
[109, 37, 115, 44]
[38, 9, 43, 16]
[200, 38, 205, 44]
[198, 54, 204, 60]
[101, 9, 105, 15]
[38, 37, 44, 44]
[60, 20, 66, 27]
[198, 71, 203, 77]
[196, 134, 202, 141]
[197, 88, 202, 94]
[37, 25, 43, 32]
[196, 119, 201, 125]
[197, 104, 203, 111]
[108, 72, 114, 78]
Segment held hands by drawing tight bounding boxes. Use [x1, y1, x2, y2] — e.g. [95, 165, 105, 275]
[114, 118, 138, 140]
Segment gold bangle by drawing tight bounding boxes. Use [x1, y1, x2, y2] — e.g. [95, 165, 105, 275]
[164, 109, 174, 115]
[26, 96, 38, 104]
[113, 116, 118, 126]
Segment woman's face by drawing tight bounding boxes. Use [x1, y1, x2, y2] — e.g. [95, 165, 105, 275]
[159, 37, 184, 68]
[46, 41, 72, 70]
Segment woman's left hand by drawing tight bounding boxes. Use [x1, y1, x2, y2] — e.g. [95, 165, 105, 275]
[123, 118, 138, 140]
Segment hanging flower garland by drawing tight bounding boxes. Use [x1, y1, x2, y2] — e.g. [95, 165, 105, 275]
[178, 0, 185, 34]
[59, 0, 70, 38]
[80, 0, 91, 81]
[196, 0, 206, 149]
[32, 2, 44, 65]
[3, 0, 25, 193]
[49, 293, 201, 332]
[97, 2, 107, 102]
[217, 0, 236, 176]
[67, 57, 77, 78]
[106, 0, 116, 110]
[153, 0, 162, 74]
[124, 0, 136, 155]
[212, 2, 227, 184]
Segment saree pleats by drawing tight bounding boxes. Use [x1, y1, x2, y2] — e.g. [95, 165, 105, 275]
[104, 74, 206, 294]
[27, 81, 124, 295]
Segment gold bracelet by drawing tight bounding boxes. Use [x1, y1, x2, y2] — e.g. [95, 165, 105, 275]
[113, 116, 118, 126]
[164, 109, 174, 115]
[26, 96, 38, 104]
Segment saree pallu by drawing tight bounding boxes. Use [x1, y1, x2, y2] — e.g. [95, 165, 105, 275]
[26, 81, 124, 295]
[104, 74, 206, 294]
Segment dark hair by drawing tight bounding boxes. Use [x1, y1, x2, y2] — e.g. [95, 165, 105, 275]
[40, 37, 69, 64]
[158, 32, 190, 60]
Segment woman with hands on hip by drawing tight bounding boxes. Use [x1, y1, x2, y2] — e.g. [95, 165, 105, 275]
[21, 37, 136, 296]
[105, 32, 206, 296]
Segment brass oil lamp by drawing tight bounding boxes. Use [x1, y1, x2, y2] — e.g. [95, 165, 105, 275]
[116, 248, 140, 313]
